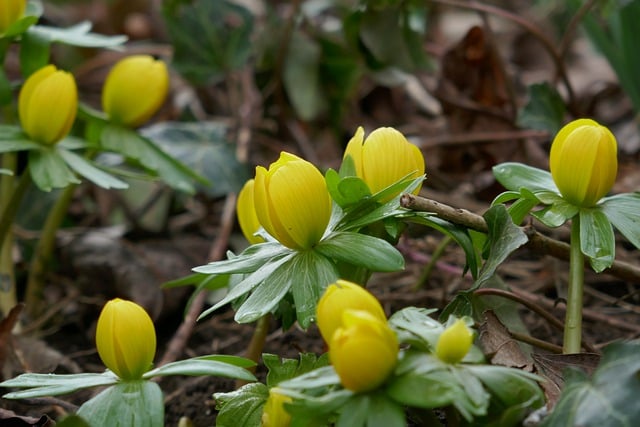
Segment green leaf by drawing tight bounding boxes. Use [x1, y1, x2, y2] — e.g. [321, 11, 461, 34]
[19, 29, 51, 77]
[162, 0, 253, 86]
[540, 341, 640, 427]
[517, 82, 566, 134]
[0, 372, 118, 399]
[56, 415, 91, 427]
[366, 393, 406, 427]
[315, 231, 404, 272]
[143, 357, 256, 382]
[579, 208, 615, 272]
[140, 121, 251, 197]
[388, 307, 442, 351]
[58, 148, 128, 189]
[263, 353, 330, 387]
[76, 381, 163, 427]
[284, 31, 327, 120]
[472, 204, 528, 290]
[600, 192, 640, 249]
[27, 21, 127, 48]
[29, 148, 81, 191]
[386, 368, 462, 410]
[101, 124, 208, 194]
[336, 394, 369, 427]
[463, 365, 543, 408]
[1, 2, 40, 38]
[325, 169, 372, 208]
[193, 243, 289, 275]
[278, 366, 342, 390]
[493, 162, 558, 195]
[214, 382, 269, 427]
[0, 127, 41, 151]
[289, 250, 339, 328]
[531, 199, 578, 228]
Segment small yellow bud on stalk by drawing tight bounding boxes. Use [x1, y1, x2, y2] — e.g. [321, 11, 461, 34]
[261, 387, 292, 427]
[102, 55, 169, 128]
[0, 0, 26, 35]
[435, 319, 473, 364]
[550, 118, 618, 207]
[329, 310, 398, 392]
[254, 152, 331, 250]
[316, 279, 386, 344]
[18, 65, 77, 145]
[344, 126, 425, 198]
[95, 298, 157, 381]
[237, 179, 265, 245]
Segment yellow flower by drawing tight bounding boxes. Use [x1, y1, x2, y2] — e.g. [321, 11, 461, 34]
[0, 0, 25, 35]
[18, 65, 77, 145]
[95, 298, 157, 380]
[550, 118, 618, 207]
[435, 319, 473, 364]
[329, 310, 398, 392]
[344, 126, 425, 198]
[316, 279, 386, 344]
[102, 55, 169, 128]
[237, 179, 265, 244]
[254, 152, 331, 250]
[261, 387, 292, 427]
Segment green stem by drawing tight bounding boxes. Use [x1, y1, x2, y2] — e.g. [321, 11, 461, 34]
[0, 153, 17, 317]
[236, 314, 270, 388]
[563, 217, 584, 353]
[414, 235, 452, 290]
[24, 183, 77, 317]
[0, 168, 31, 249]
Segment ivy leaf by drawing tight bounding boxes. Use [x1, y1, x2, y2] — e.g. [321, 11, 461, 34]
[263, 353, 330, 387]
[214, 383, 269, 427]
[517, 82, 566, 134]
[540, 341, 640, 427]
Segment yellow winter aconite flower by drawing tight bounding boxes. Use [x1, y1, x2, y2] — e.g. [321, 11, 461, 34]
[344, 126, 425, 198]
[18, 65, 77, 145]
[329, 310, 398, 392]
[102, 55, 169, 128]
[0, 0, 25, 35]
[261, 387, 292, 427]
[237, 179, 265, 244]
[435, 319, 473, 364]
[316, 279, 387, 344]
[254, 152, 331, 250]
[550, 118, 618, 207]
[95, 298, 157, 380]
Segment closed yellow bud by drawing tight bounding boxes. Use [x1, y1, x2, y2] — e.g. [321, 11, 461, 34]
[344, 126, 425, 198]
[550, 118, 617, 207]
[102, 55, 169, 128]
[18, 65, 77, 145]
[435, 319, 473, 364]
[95, 298, 157, 380]
[0, 0, 25, 35]
[329, 310, 398, 392]
[316, 279, 386, 344]
[237, 179, 265, 244]
[261, 387, 292, 427]
[254, 152, 331, 250]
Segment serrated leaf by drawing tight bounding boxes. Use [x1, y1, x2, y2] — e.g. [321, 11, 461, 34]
[264, 353, 330, 387]
[315, 231, 404, 272]
[76, 381, 163, 427]
[540, 341, 640, 427]
[140, 121, 251, 197]
[214, 383, 269, 427]
[517, 82, 566, 134]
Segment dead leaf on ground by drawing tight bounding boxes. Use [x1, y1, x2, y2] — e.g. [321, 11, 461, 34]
[477, 309, 533, 371]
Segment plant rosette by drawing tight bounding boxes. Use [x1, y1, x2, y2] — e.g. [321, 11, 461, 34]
[218, 308, 544, 427]
[492, 119, 640, 273]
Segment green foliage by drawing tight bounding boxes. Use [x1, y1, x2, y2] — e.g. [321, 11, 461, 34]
[517, 82, 566, 134]
[541, 341, 640, 427]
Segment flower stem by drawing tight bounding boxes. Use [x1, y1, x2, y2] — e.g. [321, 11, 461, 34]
[24, 183, 77, 318]
[236, 314, 270, 388]
[0, 153, 17, 317]
[563, 216, 584, 353]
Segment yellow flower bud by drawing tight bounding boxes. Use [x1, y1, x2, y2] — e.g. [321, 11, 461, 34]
[261, 387, 292, 427]
[316, 279, 386, 344]
[102, 55, 169, 128]
[550, 118, 617, 207]
[95, 298, 157, 380]
[330, 310, 398, 392]
[254, 152, 331, 250]
[237, 179, 266, 244]
[18, 65, 77, 145]
[344, 126, 425, 198]
[0, 0, 25, 35]
[435, 319, 473, 364]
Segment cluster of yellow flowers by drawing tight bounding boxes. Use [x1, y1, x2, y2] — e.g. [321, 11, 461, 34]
[18, 55, 169, 145]
[236, 126, 425, 247]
